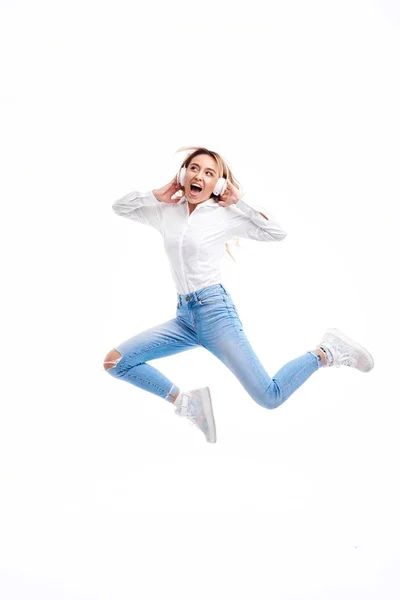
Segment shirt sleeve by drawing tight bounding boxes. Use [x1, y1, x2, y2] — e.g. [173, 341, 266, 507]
[225, 196, 287, 242]
[112, 190, 164, 233]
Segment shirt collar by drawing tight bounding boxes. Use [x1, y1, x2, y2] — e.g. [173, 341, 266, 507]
[178, 195, 221, 210]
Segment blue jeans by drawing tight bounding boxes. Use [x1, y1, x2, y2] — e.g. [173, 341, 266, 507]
[105, 284, 322, 409]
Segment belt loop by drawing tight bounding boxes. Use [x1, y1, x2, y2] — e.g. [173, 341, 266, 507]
[193, 289, 199, 303]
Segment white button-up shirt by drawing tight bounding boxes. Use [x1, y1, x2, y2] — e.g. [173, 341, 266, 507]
[112, 190, 287, 294]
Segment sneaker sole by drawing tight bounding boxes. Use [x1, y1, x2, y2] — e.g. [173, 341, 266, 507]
[325, 328, 374, 372]
[199, 386, 217, 443]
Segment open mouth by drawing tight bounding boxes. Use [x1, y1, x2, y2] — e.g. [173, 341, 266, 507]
[190, 183, 202, 196]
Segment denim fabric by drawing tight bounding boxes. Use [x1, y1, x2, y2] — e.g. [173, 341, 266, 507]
[106, 284, 321, 409]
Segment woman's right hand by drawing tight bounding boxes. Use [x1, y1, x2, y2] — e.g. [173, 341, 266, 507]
[152, 176, 183, 203]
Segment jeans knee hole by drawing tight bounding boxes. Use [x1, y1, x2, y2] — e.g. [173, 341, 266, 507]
[104, 355, 122, 370]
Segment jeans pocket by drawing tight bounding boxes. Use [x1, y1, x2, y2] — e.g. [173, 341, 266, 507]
[198, 293, 226, 305]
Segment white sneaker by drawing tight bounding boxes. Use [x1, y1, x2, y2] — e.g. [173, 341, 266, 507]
[174, 386, 217, 443]
[318, 328, 374, 372]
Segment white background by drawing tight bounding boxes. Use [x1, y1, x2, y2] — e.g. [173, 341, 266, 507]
[1, 0, 399, 598]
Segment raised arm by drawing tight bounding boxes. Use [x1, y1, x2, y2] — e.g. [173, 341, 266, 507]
[112, 177, 183, 233]
[226, 195, 287, 242]
[112, 190, 164, 232]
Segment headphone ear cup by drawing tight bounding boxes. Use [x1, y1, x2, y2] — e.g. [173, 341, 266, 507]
[213, 177, 227, 196]
[178, 167, 186, 186]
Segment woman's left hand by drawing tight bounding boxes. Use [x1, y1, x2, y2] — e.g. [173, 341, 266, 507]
[217, 179, 243, 207]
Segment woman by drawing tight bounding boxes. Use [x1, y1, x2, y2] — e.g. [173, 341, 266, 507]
[104, 146, 374, 444]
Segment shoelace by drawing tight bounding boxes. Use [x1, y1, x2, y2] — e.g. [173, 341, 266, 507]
[326, 342, 357, 368]
[175, 395, 205, 432]
[184, 414, 201, 430]
[322, 341, 358, 369]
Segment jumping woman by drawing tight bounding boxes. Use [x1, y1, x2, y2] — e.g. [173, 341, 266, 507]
[104, 146, 374, 443]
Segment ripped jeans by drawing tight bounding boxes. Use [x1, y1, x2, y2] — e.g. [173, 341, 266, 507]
[105, 283, 322, 409]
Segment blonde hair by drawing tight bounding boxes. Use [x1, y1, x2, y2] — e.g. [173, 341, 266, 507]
[176, 146, 241, 262]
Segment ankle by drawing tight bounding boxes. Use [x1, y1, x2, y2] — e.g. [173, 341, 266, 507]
[318, 348, 327, 365]
[170, 390, 180, 403]
[311, 348, 327, 366]
[166, 386, 180, 403]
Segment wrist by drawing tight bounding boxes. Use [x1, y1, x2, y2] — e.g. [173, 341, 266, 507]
[235, 192, 245, 204]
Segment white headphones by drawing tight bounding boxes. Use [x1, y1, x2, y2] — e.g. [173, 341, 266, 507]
[177, 165, 228, 196]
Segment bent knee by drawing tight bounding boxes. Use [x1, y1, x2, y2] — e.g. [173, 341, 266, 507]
[103, 349, 122, 370]
[260, 382, 284, 410]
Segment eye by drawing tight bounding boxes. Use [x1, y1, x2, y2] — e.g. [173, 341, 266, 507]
[189, 165, 214, 177]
